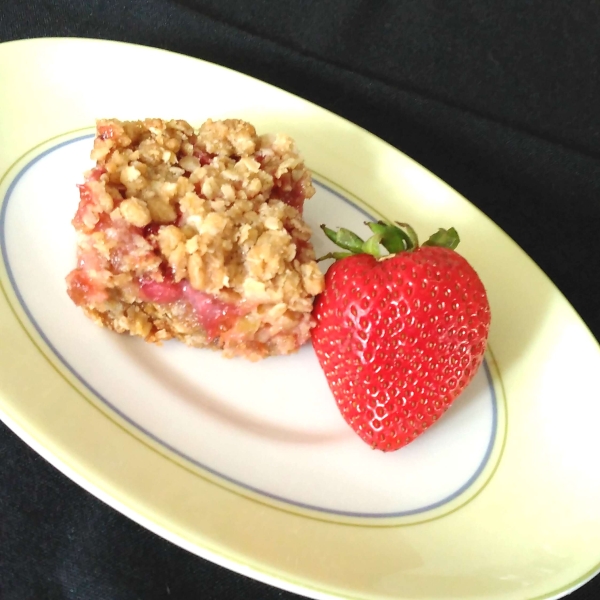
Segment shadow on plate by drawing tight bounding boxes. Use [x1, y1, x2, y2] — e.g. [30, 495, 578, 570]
[120, 340, 350, 446]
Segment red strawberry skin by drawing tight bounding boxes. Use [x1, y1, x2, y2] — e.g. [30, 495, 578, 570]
[312, 247, 491, 451]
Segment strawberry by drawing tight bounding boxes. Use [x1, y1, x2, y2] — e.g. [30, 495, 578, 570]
[311, 221, 491, 451]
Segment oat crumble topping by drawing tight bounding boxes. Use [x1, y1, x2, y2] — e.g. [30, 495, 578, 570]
[66, 118, 325, 360]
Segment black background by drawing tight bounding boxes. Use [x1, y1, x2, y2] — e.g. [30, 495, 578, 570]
[1, 1, 599, 598]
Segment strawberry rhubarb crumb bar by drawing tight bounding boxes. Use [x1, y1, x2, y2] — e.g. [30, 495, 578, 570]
[66, 118, 325, 360]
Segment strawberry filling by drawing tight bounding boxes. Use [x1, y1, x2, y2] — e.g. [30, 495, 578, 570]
[271, 172, 309, 213]
[182, 283, 241, 339]
[72, 183, 96, 230]
[66, 248, 110, 306]
[97, 124, 116, 140]
[87, 167, 106, 182]
[72, 168, 113, 231]
[138, 277, 182, 304]
[139, 277, 240, 340]
[66, 269, 109, 306]
[192, 148, 215, 165]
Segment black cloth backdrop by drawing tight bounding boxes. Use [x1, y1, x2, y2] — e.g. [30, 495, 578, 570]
[1, 1, 599, 598]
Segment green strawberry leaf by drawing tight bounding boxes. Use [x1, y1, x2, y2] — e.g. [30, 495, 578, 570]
[367, 221, 410, 253]
[316, 251, 354, 262]
[422, 227, 460, 250]
[362, 233, 383, 257]
[394, 222, 419, 249]
[318, 220, 460, 263]
[321, 225, 365, 253]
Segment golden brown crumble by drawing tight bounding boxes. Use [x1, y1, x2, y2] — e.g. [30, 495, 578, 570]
[66, 118, 324, 360]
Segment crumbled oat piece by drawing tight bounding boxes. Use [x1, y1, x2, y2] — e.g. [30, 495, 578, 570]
[66, 118, 324, 360]
[119, 197, 151, 227]
[198, 119, 258, 156]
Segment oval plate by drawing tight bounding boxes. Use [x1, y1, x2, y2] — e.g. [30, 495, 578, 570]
[1, 38, 599, 600]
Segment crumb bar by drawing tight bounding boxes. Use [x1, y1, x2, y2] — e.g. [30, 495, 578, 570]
[66, 118, 324, 360]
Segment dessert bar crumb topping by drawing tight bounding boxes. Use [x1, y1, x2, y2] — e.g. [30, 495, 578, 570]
[67, 118, 325, 360]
